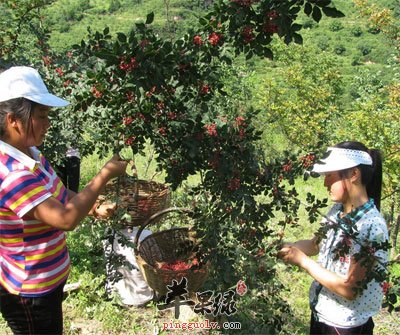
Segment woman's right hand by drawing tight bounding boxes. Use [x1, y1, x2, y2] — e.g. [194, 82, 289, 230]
[101, 154, 129, 179]
[94, 202, 117, 219]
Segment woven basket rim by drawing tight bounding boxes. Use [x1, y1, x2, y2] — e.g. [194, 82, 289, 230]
[136, 254, 210, 294]
[100, 178, 171, 227]
[136, 253, 209, 272]
[137, 227, 189, 250]
[105, 178, 170, 191]
[133, 207, 209, 294]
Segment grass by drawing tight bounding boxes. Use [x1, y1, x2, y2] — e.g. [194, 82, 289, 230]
[45, 0, 206, 51]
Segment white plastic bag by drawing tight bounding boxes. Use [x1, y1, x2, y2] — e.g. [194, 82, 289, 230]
[104, 228, 154, 306]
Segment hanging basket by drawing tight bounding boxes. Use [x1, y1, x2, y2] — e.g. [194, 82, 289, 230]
[134, 207, 209, 296]
[102, 174, 171, 227]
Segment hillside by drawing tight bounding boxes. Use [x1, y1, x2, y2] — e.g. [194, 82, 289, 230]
[45, 0, 210, 50]
[44, 0, 397, 68]
[298, 0, 398, 85]
[42, 0, 399, 111]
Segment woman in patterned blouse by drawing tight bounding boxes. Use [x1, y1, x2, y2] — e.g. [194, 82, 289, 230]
[278, 141, 388, 335]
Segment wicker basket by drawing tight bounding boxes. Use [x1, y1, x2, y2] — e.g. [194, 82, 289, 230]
[134, 207, 209, 296]
[102, 175, 171, 226]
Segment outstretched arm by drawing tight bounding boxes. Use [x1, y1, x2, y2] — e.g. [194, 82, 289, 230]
[285, 236, 320, 256]
[277, 245, 366, 300]
[27, 155, 128, 231]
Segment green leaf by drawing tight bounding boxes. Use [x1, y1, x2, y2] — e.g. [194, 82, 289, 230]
[117, 32, 127, 43]
[289, 6, 301, 15]
[175, 39, 184, 48]
[388, 293, 397, 304]
[164, 41, 173, 53]
[135, 22, 146, 30]
[316, 0, 331, 7]
[304, 3, 312, 16]
[292, 23, 302, 32]
[146, 12, 154, 25]
[121, 213, 132, 223]
[293, 33, 303, 44]
[86, 70, 95, 79]
[263, 48, 273, 60]
[199, 17, 208, 26]
[245, 50, 253, 60]
[284, 35, 292, 45]
[101, 109, 108, 118]
[322, 7, 345, 18]
[312, 6, 322, 22]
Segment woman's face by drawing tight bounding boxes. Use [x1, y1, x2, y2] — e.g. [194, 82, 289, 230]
[25, 104, 51, 147]
[323, 170, 350, 204]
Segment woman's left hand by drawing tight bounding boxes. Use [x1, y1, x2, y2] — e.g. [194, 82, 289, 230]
[277, 245, 307, 267]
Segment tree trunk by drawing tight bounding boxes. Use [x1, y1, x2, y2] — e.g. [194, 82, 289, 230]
[391, 213, 400, 257]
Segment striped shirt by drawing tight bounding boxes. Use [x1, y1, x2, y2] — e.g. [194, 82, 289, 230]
[0, 140, 70, 297]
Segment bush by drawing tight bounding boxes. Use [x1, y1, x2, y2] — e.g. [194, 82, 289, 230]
[334, 44, 346, 55]
[109, 0, 122, 13]
[61, 0, 91, 22]
[351, 56, 363, 66]
[367, 26, 381, 34]
[317, 39, 330, 51]
[63, 8, 83, 21]
[351, 26, 363, 37]
[329, 20, 344, 32]
[358, 44, 372, 56]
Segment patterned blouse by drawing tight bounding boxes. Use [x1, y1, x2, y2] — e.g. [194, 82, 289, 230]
[309, 199, 388, 328]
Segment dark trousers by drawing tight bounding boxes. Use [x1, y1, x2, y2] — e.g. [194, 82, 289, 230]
[56, 156, 81, 193]
[0, 283, 65, 335]
[310, 313, 374, 335]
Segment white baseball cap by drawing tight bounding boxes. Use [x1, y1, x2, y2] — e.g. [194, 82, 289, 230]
[312, 147, 372, 174]
[0, 66, 69, 107]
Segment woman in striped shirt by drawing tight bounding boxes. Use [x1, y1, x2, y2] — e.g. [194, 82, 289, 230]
[0, 66, 128, 334]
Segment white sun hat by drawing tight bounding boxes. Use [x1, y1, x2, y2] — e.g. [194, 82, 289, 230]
[0, 66, 69, 107]
[312, 147, 372, 174]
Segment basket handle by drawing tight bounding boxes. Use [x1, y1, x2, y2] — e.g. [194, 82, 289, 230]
[114, 160, 139, 202]
[130, 161, 139, 201]
[134, 207, 192, 249]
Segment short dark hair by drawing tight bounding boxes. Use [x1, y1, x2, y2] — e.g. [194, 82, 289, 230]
[335, 141, 382, 211]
